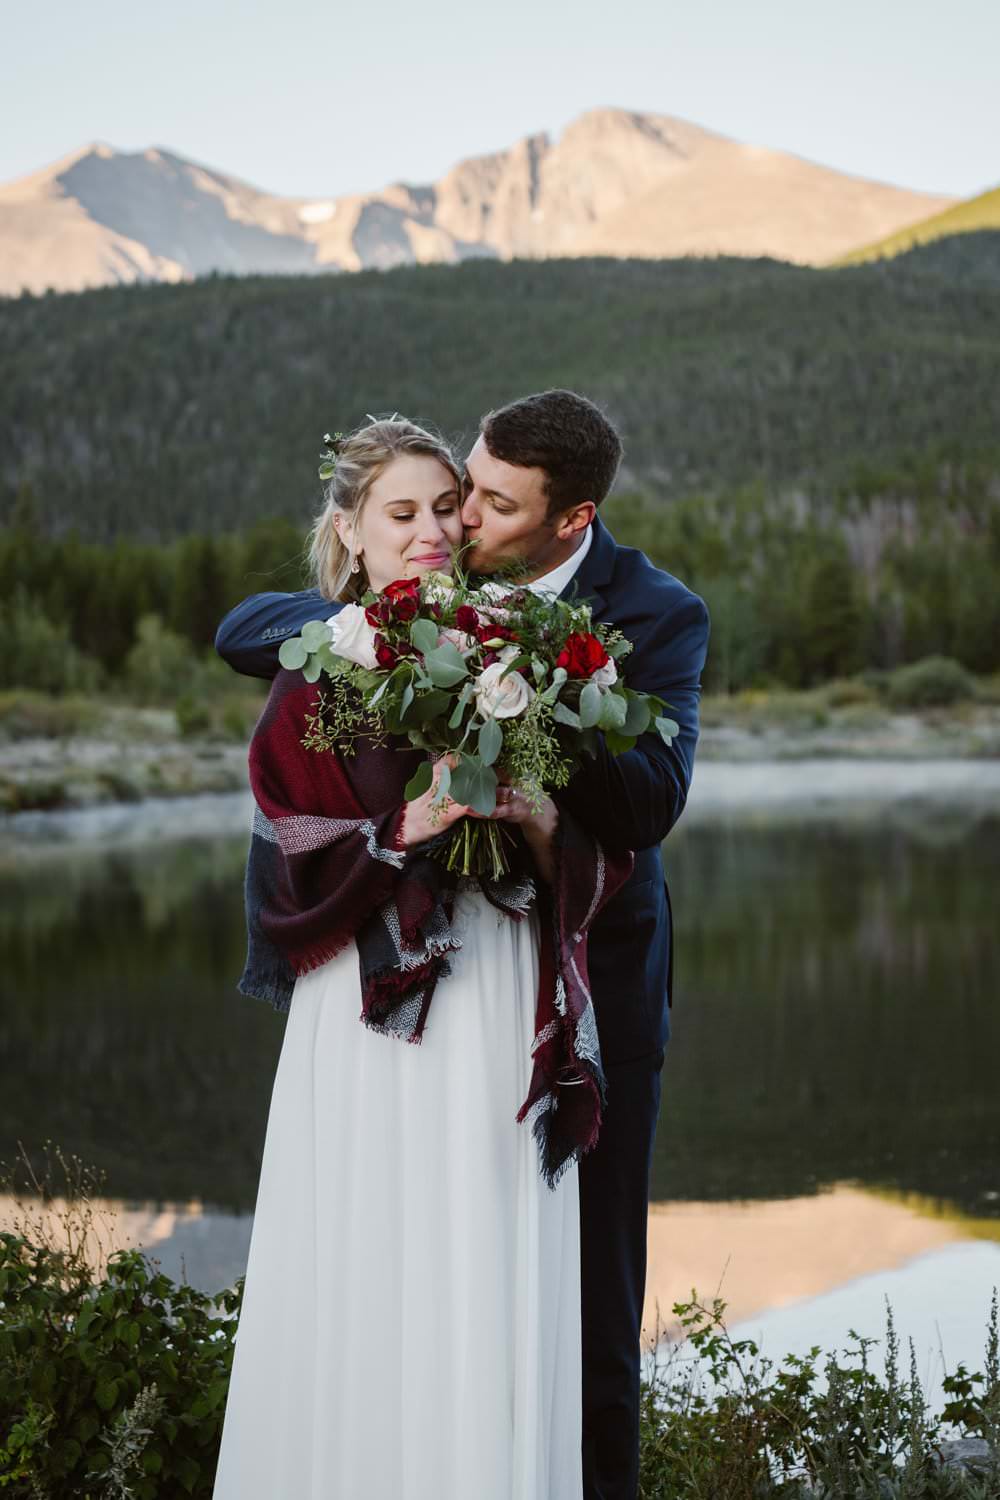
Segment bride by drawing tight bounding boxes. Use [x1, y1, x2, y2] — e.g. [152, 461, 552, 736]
[211, 417, 630, 1500]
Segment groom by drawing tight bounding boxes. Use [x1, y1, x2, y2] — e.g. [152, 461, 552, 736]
[215, 389, 710, 1500]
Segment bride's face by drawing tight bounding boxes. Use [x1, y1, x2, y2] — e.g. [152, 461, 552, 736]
[338, 454, 463, 592]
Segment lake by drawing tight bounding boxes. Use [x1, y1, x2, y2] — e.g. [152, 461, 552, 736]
[2, 763, 999, 1410]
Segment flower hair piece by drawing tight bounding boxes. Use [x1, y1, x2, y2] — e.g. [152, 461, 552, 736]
[318, 431, 345, 483]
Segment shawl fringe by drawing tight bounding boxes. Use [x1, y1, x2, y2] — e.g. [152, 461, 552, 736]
[240, 667, 633, 1186]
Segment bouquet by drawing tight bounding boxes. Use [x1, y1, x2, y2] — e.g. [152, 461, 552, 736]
[278, 567, 678, 878]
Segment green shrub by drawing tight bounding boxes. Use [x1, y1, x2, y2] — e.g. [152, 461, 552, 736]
[888, 655, 978, 709]
[0, 592, 102, 697]
[640, 1289, 1000, 1497]
[174, 694, 212, 738]
[220, 698, 256, 742]
[0, 692, 103, 741]
[2, 1146, 998, 1498]
[124, 616, 198, 707]
[0, 1234, 239, 1497]
[819, 675, 879, 709]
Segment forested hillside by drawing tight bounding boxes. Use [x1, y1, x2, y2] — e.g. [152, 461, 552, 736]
[2, 237, 999, 541]
[2, 238, 999, 695]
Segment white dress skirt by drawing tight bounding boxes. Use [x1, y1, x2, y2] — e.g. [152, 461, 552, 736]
[212, 885, 583, 1500]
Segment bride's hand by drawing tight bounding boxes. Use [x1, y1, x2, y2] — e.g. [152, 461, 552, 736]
[399, 756, 472, 848]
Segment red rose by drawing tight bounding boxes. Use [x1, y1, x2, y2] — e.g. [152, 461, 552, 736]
[383, 578, 420, 603]
[374, 634, 399, 669]
[476, 622, 519, 644]
[455, 604, 479, 633]
[365, 598, 393, 628]
[393, 595, 419, 621]
[555, 631, 610, 678]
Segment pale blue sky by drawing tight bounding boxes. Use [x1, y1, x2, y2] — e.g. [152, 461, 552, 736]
[3, 0, 996, 200]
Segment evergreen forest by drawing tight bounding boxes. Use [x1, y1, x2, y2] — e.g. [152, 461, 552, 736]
[2, 231, 999, 695]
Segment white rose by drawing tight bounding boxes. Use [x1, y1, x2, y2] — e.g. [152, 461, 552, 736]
[592, 659, 618, 690]
[327, 604, 378, 670]
[474, 660, 535, 719]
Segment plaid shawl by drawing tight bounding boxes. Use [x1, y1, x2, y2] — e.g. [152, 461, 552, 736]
[240, 667, 633, 1188]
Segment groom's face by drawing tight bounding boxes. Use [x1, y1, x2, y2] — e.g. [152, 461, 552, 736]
[460, 436, 562, 577]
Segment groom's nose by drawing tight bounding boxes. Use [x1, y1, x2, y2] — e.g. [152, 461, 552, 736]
[461, 493, 482, 530]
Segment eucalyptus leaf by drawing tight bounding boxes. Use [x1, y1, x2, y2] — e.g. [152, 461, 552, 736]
[426, 652, 468, 688]
[400, 681, 414, 719]
[578, 679, 602, 729]
[655, 715, 680, 744]
[404, 761, 434, 801]
[432, 761, 452, 804]
[410, 618, 440, 656]
[623, 693, 652, 736]
[448, 680, 474, 728]
[302, 655, 323, 684]
[606, 638, 632, 660]
[411, 688, 453, 723]
[604, 729, 636, 755]
[437, 639, 469, 674]
[449, 756, 498, 815]
[478, 715, 502, 766]
[552, 701, 582, 729]
[278, 637, 308, 671]
[538, 665, 568, 704]
[315, 643, 341, 678]
[300, 619, 334, 651]
[598, 690, 628, 732]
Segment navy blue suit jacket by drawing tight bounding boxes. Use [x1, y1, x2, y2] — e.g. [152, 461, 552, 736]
[215, 517, 710, 1063]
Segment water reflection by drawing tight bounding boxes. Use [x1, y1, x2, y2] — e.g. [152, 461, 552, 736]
[2, 794, 998, 1383]
[2, 803, 998, 1218]
[655, 812, 1000, 1216]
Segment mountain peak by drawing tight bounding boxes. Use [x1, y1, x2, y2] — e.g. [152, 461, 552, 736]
[0, 109, 960, 295]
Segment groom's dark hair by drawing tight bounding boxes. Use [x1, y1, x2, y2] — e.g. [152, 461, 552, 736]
[479, 389, 623, 517]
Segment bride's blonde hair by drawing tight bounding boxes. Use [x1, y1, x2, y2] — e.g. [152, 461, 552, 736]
[308, 417, 463, 602]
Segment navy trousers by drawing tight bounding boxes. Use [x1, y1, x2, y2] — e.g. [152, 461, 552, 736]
[579, 1045, 665, 1500]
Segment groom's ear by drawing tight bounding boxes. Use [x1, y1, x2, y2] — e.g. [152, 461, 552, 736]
[553, 501, 596, 540]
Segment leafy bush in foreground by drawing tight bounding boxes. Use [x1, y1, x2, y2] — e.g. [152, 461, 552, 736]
[1, 1146, 997, 1497]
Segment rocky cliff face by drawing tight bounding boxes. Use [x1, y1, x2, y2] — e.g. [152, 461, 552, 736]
[0, 109, 956, 295]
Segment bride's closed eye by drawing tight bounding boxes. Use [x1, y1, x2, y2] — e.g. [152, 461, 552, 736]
[389, 504, 458, 522]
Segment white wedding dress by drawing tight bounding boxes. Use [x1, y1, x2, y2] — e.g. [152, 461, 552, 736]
[212, 884, 582, 1500]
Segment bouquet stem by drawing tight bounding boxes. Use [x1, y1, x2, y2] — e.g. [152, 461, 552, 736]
[433, 818, 514, 880]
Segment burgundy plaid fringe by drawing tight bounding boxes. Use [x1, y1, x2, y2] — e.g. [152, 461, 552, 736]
[241, 668, 633, 1187]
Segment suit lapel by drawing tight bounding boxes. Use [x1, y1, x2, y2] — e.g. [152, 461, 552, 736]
[559, 516, 616, 625]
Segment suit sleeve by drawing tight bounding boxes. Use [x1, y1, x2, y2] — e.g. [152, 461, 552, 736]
[214, 589, 335, 680]
[555, 592, 710, 854]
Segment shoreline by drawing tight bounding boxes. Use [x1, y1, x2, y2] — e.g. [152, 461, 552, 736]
[2, 694, 999, 825]
[4, 757, 1000, 857]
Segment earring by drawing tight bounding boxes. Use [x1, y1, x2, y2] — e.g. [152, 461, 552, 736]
[351, 559, 361, 574]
